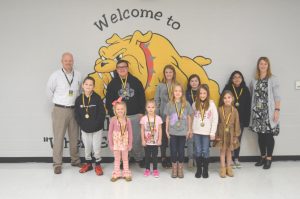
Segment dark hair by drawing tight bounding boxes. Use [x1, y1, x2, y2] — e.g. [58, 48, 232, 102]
[226, 70, 246, 88]
[83, 76, 95, 85]
[195, 84, 210, 111]
[187, 74, 201, 91]
[219, 90, 235, 107]
[116, 59, 129, 67]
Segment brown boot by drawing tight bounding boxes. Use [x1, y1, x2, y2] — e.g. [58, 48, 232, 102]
[219, 167, 226, 178]
[226, 166, 234, 177]
[171, 162, 178, 178]
[178, 163, 184, 178]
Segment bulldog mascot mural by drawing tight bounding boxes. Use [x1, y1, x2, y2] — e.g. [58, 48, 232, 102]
[89, 30, 220, 104]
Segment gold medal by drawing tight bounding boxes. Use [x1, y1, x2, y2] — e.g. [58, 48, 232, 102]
[175, 102, 184, 128]
[82, 93, 91, 119]
[123, 91, 127, 95]
[225, 127, 230, 132]
[176, 121, 181, 127]
[117, 117, 127, 136]
[147, 114, 156, 143]
[201, 122, 205, 127]
[199, 102, 205, 128]
[232, 84, 243, 108]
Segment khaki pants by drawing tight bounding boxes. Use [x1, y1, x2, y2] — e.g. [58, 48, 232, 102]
[52, 106, 80, 167]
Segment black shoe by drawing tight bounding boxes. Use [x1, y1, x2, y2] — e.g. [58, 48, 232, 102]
[255, 157, 265, 166]
[195, 157, 203, 178]
[138, 159, 145, 168]
[263, 159, 272, 169]
[202, 158, 209, 178]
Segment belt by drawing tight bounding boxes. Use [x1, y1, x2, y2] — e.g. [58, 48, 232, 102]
[55, 104, 75, 109]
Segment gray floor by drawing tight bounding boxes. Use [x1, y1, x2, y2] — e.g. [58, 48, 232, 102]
[0, 161, 299, 199]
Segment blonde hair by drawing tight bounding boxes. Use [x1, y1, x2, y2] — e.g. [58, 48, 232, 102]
[255, 57, 272, 80]
[171, 82, 187, 108]
[195, 84, 210, 111]
[162, 65, 176, 84]
[113, 101, 127, 117]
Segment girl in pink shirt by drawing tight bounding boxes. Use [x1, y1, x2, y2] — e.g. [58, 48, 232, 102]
[108, 100, 133, 182]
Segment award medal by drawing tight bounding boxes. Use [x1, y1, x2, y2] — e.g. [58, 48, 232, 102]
[82, 93, 91, 119]
[232, 84, 243, 108]
[222, 106, 233, 133]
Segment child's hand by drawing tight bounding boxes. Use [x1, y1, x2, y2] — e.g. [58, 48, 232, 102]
[166, 131, 170, 139]
[233, 137, 238, 144]
[210, 134, 215, 140]
[142, 140, 146, 147]
[157, 140, 162, 146]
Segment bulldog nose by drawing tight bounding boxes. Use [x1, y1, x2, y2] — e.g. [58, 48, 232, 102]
[101, 62, 107, 67]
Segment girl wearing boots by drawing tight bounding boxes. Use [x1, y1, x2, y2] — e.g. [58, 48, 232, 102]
[165, 83, 193, 178]
[108, 99, 133, 182]
[186, 74, 201, 168]
[249, 57, 281, 169]
[192, 84, 218, 178]
[154, 65, 177, 169]
[215, 91, 241, 178]
[222, 71, 251, 168]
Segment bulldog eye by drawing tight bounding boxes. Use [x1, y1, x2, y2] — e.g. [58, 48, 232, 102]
[114, 54, 123, 62]
[101, 56, 106, 61]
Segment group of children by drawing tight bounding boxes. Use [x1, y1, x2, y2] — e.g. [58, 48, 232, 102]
[74, 65, 251, 181]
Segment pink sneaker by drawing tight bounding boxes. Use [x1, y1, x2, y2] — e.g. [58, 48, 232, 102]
[144, 169, 151, 177]
[153, 169, 160, 178]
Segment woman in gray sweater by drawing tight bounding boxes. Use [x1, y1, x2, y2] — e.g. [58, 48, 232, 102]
[249, 57, 281, 169]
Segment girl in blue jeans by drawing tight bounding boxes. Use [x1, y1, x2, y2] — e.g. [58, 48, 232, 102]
[192, 84, 218, 178]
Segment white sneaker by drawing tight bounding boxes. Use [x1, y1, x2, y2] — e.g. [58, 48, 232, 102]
[234, 160, 242, 169]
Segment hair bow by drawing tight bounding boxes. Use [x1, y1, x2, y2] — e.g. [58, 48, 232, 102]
[112, 97, 123, 106]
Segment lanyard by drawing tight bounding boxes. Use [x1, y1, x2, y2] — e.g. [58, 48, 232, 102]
[175, 102, 184, 120]
[166, 83, 172, 100]
[147, 114, 156, 137]
[232, 84, 243, 102]
[191, 89, 197, 103]
[82, 93, 91, 115]
[117, 117, 127, 136]
[62, 69, 74, 87]
[222, 106, 233, 128]
[120, 75, 128, 89]
[199, 102, 205, 123]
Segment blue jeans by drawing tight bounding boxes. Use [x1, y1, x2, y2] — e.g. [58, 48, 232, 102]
[170, 135, 186, 163]
[193, 134, 210, 158]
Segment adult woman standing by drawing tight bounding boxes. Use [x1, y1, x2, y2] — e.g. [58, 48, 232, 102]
[249, 57, 281, 169]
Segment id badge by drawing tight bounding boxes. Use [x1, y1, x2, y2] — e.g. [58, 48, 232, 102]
[256, 102, 262, 109]
[69, 90, 74, 97]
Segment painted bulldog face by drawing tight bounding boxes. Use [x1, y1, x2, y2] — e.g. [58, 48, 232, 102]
[94, 32, 152, 87]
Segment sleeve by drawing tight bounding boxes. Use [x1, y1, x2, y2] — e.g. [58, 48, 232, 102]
[234, 109, 241, 137]
[127, 118, 133, 149]
[74, 97, 81, 126]
[157, 116, 163, 125]
[108, 118, 115, 150]
[137, 79, 146, 114]
[46, 73, 56, 100]
[244, 87, 251, 127]
[139, 116, 145, 125]
[105, 83, 115, 117]
[210, 101, 219, 135]
[96, 96, 106, 128]
[164, 103, 170, 116]
[249, 80, 254, 97]
[271, 76, 281, 102]
[154, 84, 161, 115]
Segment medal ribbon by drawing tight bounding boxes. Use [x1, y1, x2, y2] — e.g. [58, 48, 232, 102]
[117, 117, 127, 136]
[120, 75, 128, 90]
[222, 106, 233, 128]
[232, 84, 243, 103]
[166, 83, 172, 100]
[82, 93, 91, 115]
[62, 69, 74, 87]
[191, 89, 196, 103]
[175, 102, 184, 120]
[199, 103, 205, 124]
[147, 114, 156, 141]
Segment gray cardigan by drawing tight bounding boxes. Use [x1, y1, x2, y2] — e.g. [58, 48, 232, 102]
[249, 75, 281, 129]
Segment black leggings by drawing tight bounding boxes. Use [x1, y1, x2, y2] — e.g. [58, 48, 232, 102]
[160, 122, 168, 158]
[258, 133, 275, 157]
[145, 145, 159, 170]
